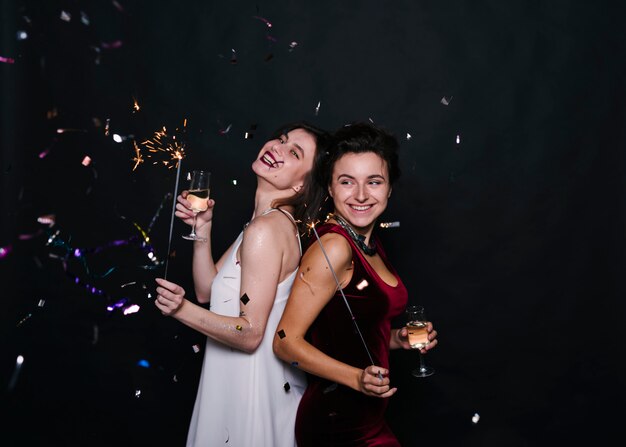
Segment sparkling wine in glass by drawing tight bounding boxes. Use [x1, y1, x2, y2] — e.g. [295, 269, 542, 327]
[406, 304, 434, 378]
[182, 170, 210, 242]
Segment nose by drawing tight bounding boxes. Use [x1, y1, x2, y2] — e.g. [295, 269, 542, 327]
[355, 184, 368, 202]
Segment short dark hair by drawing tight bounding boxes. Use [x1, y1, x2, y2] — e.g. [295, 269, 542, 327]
[270, 121, 332, 226]
[322, 121, 401, 189]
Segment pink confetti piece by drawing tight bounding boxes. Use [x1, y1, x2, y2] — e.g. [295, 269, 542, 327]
[0, 245, 12, 259]
[112, 0, 125, 13]
[38, 148, 50, 159]
[253, 15, 272, 28]
[356, 279, 369, 290]
[81, 155, 92, 166]
[0, 56, 15, 64]
[101, 40, 123, 49]
[123, 304, 140, 315]
[37, 214, 56, 226]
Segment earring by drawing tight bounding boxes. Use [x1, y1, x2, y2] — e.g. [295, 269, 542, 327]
[292, 185, 302, 193]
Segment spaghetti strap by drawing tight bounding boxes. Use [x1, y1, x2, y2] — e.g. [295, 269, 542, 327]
[262, 208, 302, 256]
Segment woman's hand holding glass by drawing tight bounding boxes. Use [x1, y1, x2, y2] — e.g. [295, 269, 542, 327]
[393, 322, 438, 353]
[176, 190, 215, 241]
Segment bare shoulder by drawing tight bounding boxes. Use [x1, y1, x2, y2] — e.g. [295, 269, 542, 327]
[303, 231, 352, 269]
[242, 211, 295, 249]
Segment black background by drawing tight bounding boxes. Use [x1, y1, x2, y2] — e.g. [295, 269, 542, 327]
[1, 1, 624, 446]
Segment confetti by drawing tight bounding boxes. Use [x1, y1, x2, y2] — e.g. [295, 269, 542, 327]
[80, 11, 90, 26]
[0, 56, 15, 64]
[101, 40, 123, 49]
[38, 148, 50, 159]
[112, 0, 125, 13]
[123, 304, 140, 315]
[16, 31, 28, 40]
[441, 96, 453, 106]
[288, 41, 298, 51]
[379, 221, 400, 229]
[81, 155, 92, 166]
[240, 294, 250, 305]
[192, 344, 200, 353]
[244, 124, 257, 139]
[219, 124, 232, 135]
[134, 389, 141, 398]
[0, 245, 13, 259]
[230, 48, 237, 65]
[232, 179, 237, 185]
[112, 133, 124, 143]
[283, 382, 291, 392]
[406, 133, 412, 141]
[253, 15, 273, 28]
[235, 325, 243, 331]
[323, 383, 338, 394]
[356, 279, 369, 290]
[456, 134, 461, 145]
[315, 101, 321, 116]
[277, 329, 286, 339]
[60, 11, 71, 22]
[137, 359, 150, 368]
[37, 214, 56, 226]
[472, 413, 480, 424]
[37, 299, 46, 307]
[7, 355, 24, 391]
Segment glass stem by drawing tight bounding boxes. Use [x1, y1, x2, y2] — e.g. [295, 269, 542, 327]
[191, 214, 197, 237]
[419, 352, 426, 372]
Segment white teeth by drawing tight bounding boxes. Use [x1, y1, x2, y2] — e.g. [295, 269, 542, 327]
[351, 205, 370, 211]
[262, 154, 276, 167]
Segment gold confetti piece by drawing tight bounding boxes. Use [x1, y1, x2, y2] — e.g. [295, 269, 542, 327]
[235, 325, 243, 331]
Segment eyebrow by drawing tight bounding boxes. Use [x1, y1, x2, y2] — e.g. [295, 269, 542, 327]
[337, 173, 386, 180]
[283, 133, 305, 157]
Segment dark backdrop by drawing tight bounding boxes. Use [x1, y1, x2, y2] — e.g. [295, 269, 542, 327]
[1, 1, 624, 446]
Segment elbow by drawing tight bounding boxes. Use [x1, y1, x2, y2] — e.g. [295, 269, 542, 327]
[272, 335, 289, 361]
[196, 294, 210, 304]
[240, 333, 263, 354]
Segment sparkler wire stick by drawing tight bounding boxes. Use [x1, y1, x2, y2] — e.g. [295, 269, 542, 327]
[310, 225, 375, 367]
[163, 159, 182, 279]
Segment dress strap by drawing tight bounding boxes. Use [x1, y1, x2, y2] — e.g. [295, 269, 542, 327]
[261, 208, 302, 256]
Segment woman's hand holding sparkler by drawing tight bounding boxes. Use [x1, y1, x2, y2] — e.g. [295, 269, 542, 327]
[359, 365, 397, 398]
[155, 277, 186, 316]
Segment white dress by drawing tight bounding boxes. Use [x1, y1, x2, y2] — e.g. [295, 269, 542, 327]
[186, 210, 306, 447]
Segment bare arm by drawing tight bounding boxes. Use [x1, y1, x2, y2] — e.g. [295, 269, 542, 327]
[156, 214, 287, 353]
[273, 233, 397, 398]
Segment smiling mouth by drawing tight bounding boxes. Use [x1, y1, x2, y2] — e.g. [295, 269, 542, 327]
[261, 152, 283, 168]
[350, 205, 372, 212]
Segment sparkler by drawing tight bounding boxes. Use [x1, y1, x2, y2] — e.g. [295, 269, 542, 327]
[308, 221, 376, 367]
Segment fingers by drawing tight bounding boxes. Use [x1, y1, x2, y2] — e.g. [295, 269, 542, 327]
[360, 366, 397, 398]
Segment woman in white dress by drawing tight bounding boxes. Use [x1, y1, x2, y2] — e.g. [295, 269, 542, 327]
[154, 122, 329, 446]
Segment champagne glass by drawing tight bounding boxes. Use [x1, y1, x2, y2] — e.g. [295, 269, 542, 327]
[182, 170, 210, 242]
[405, 304, 435, 378]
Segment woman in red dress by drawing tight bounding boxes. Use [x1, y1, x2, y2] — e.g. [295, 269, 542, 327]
[274, 122, 438, 446]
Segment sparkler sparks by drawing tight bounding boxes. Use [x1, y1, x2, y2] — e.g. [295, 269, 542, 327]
[138, 120, 187, 170]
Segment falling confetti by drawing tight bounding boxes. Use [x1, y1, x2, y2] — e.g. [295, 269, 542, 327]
[60, 11, 71, 22]
[0, 56, 15, 64]
[406, 133, 412, 141]
[456, 134, 460, 145]
[379, 221, 400, 229]
[356, 279, 369, 290]
[315, 101, 321, 116]
[472, 413, 480, 424]
[81, 155, 92, 166]
[230, 49, 237, 64]
[244, 124, 257, 139]
[253, 15, 273, 28]
[7, 355, 25, 391]
[441, 96, 453, 106]
[288, 41, 298, 51]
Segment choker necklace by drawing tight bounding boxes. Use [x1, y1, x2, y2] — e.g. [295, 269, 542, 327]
[329, 213, 377, 256]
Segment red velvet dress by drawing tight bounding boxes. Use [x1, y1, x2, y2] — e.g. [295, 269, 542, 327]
[295, 223, 408, 446]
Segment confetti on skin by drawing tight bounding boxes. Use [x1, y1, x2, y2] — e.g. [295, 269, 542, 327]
[277, 329, 286, 339]
[60, 11, 71, 22]
[81, 155, 92, 166]
[356, 279, 369, 290]
[472, 413, 480, 424]
[240, 294, 250, 305]
[441, 96, 453, 106]
[284, 382, 291, 392]
[379, 221, 400, 229]
[235, 325, 243, 331]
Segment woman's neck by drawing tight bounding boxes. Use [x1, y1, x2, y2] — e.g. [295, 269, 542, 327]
[252, 188, 294, 220]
